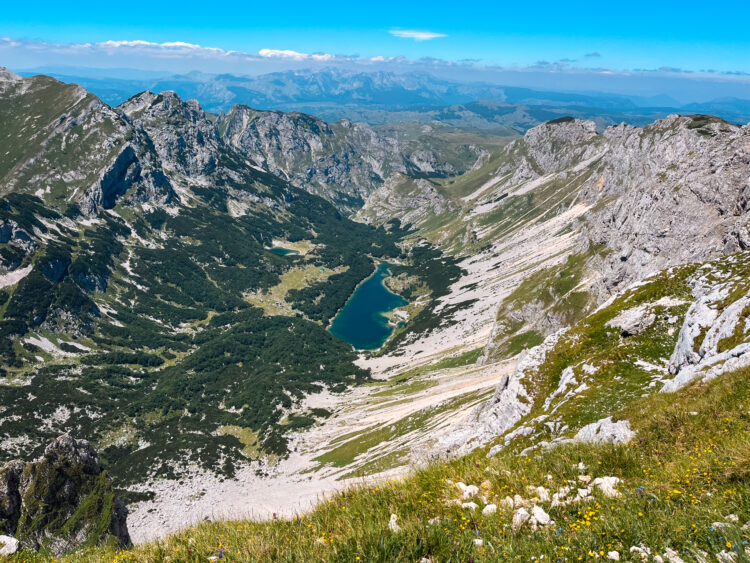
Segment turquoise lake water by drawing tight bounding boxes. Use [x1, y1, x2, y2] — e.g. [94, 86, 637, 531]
[269, 247, 300, 256]
[329, 262, 407, 350]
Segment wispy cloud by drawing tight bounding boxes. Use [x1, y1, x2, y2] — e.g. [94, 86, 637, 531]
[37, 38, 242, 59]
[388, 29, 447, 41]
[585, 52, 602, 58]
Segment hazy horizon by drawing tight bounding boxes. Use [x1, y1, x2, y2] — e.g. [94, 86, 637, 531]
[2, 0, 749, 105]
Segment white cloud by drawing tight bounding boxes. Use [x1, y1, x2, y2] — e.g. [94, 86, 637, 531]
[0, 37, 22, 48]
[93, 39, 236, 57]
[388, 29, 447, 41]
[258, 48, 334, 61]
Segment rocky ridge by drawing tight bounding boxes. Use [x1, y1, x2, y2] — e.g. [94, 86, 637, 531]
[422, 248, 750, 463]
[0, 434, 129, 555]
[352, 113, 750, 471]
[0, 68, 496, 215]
[217, 105, 492, 210]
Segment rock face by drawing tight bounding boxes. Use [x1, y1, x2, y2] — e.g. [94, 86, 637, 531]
[664, 256, 750, 391]
[0, 435, 129, 555]
[429, 330, 566, 458]
[357, 114, 750, 371]
[605, 304, 657, 336]
[217, 105, 487, 210]
[0, 534, 19, 555]
[366, 114, 750, 299]
[580, 115, 750, 296]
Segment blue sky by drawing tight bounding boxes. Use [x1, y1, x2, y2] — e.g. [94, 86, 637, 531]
[2, 0, 749, 101]
[3, 0, 750, 71]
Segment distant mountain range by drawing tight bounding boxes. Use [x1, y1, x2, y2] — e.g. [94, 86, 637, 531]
[16, 67, 750, 132]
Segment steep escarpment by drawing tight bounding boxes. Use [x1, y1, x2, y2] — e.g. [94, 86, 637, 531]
[0, 434, 129, 556]
[0, 72, 175, 217]
[580, 115, 750, 295]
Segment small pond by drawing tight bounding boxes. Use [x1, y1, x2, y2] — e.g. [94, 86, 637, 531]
[269, 247, 300, 256]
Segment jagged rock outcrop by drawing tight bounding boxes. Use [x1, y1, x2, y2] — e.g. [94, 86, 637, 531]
[663, 257, 750, 391]
[0, 68, 21, 84]
[571, 417, 635, 445]
[605, 304, 657, 336]
[0, 219, 36, 270]
[0, 434, 129, 556]
[80, 141, 175, 215]
[0, 71, 177, 216]
[503, 118, 600, 182]
[120, 91, 220, 178]
[422, 330, 567, 460]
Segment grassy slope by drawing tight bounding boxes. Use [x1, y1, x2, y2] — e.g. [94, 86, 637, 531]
[16, 363, 750, 562]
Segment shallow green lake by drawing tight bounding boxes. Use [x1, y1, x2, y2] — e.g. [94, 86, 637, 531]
[329, 262, 407, 350]
[269, 247, 300, 256]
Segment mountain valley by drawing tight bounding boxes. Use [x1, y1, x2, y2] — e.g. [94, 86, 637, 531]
[1, 66, 750, 560]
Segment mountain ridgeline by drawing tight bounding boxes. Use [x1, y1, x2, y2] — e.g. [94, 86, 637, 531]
[215, 103, 494, 210]
[0, 68, 472, 486]
[21, 67, 750, 131]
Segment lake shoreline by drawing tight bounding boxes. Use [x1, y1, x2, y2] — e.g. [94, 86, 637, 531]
[328, 261, 407, 350]
[324, 260, 379, 331]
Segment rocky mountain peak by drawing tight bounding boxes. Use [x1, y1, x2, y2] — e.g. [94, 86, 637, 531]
[42, 434, 101, 474]
[117, 90, 160, 118]
[487, 117, 601, 186]
[521, 117, 599, 170]
[0, 67, 20, 82]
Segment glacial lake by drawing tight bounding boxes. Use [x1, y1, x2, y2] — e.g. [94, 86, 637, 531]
[329, 262, 407, 350]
